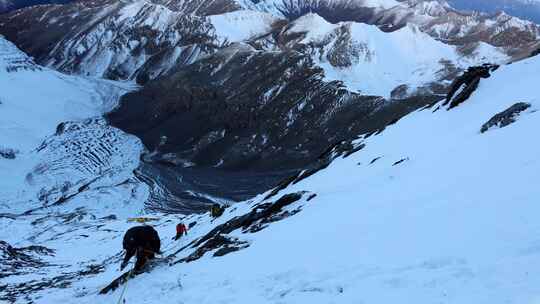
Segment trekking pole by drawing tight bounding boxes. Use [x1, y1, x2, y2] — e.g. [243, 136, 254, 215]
[116, 263, 135, 304]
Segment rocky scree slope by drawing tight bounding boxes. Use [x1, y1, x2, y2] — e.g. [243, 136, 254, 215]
[106, 40, 447, 172]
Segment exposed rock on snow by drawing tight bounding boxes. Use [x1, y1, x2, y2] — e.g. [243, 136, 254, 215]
[480, 102, 532, 133]
[0, 240, 54, 279]
[443, 63, 499, 109]
[173, 191, 308, 263]
[27, 119, 144, 210]
[179, 234, 250, 262]
[0, 147, 18, 159]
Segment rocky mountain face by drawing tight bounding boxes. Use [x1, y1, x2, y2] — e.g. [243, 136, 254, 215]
[0, 0, 228, 83]
[106, 10, 481, 174]
[107, 44, 383, 170]
[249, 0, 540, 56]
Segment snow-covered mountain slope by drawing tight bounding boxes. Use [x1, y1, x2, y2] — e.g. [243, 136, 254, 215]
[0, 35, 148, 216]
[280, 13, 507, 96]
[245, 0, 540, 56]
[393, 1, 540, 57]
[0, 0, 228, 83]
[3, 50, 540, 303]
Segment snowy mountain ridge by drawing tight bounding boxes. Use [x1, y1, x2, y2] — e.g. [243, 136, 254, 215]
[0, 0, 515, 97]
[280, 13, 507, 96]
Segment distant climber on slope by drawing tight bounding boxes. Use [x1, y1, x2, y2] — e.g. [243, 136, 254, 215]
[172, 222, 188, 241]
[121, 225, 161, 273]
[211, 203, 225, 218]
[444, 63, 499, 109]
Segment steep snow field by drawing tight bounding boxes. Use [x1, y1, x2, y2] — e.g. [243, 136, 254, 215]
[3, 43, 539, 303]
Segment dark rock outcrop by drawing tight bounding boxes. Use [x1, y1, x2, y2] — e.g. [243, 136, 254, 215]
[392, 157, 409, 166]
[0, 147, 17, 159]
[480, 102, 532, 133]
[180, 235, 250, 262]
[172, 191, 308, 263]
[444, 64, 499, 110]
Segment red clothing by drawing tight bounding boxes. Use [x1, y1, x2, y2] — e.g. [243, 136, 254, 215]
[176, 223, 187, 237]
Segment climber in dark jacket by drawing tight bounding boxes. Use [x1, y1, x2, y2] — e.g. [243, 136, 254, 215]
[211, 203, 225, 218]
[121, 225, 161, 272]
